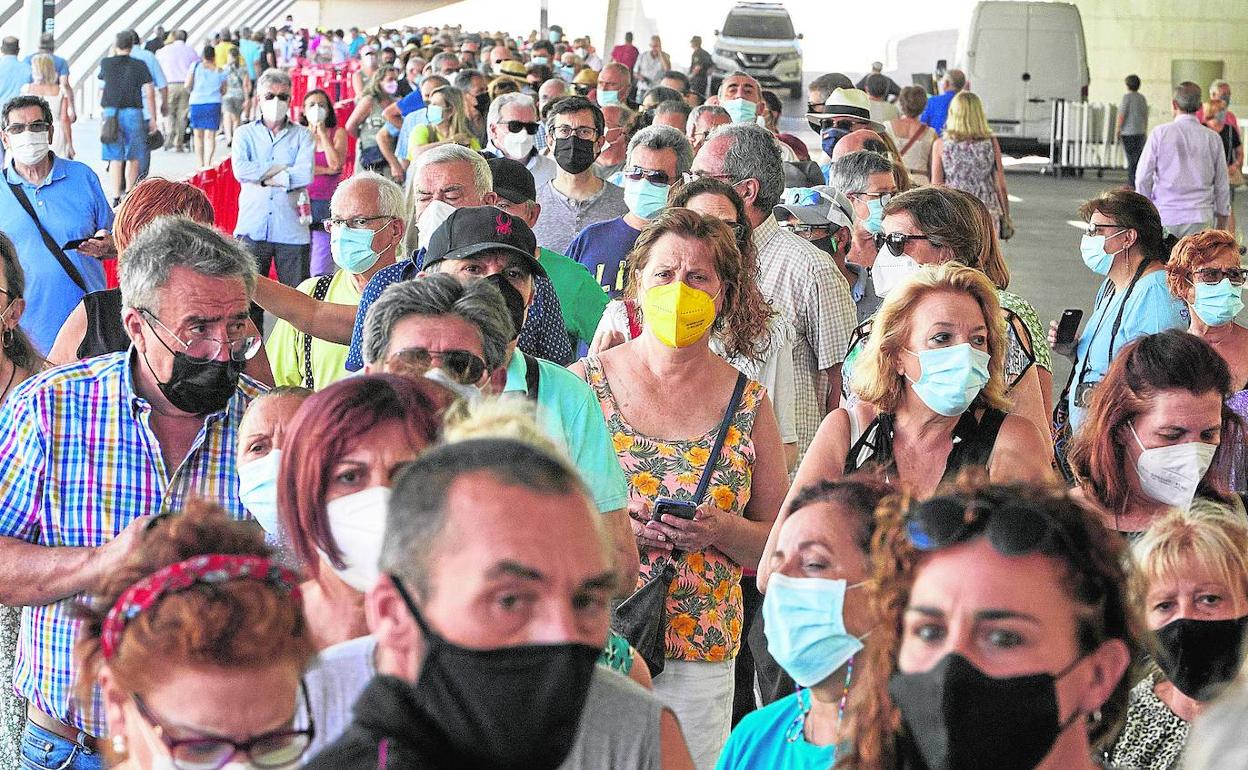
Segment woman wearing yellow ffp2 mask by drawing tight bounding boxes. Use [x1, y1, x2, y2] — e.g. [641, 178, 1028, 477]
[570, 207, 789, 768]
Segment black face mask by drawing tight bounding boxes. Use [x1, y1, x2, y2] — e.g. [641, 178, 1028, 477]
[474, 92, 490, 115]
[553, 135, 597, 174]
[141, 327, 244, 415]
[810, 235, 839, 256]
[483, 272, 526, 339]
[1155, 615, 1248, 700]
[888, 653, 1083, 770]
[391, 576, 599, 770]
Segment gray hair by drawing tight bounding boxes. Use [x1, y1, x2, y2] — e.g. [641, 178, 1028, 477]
[361, 273, 513, 370]
[655, 99, 692, 122]
[710, 122, 785, 212]
[687, 104, 729, 135]
[429, 51, 460, 73]
[255, 68, 291, 96]
[830, 150, 895, 196]
[382, 437, 597, 595]
[1174, 81, 1203, 113]
[487, 92, 537, 128]
[332, 170, 406, 220]
[627, 124, 694, 175]
[120, 216, 257, 314]
[409, 143, 493, 199]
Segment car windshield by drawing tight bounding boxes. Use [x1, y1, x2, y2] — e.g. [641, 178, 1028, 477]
[722, 12, 795, 39]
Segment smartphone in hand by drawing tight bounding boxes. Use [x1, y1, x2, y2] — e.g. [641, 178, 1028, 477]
[1055, 309, 1084, 345]
[651, 497, 697, 522]
[62, 236, 101, 251]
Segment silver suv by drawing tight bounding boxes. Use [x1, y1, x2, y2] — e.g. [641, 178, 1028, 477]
[711, 2, 804, 97]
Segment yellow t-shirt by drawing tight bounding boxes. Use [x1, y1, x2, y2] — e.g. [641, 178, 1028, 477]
[214, 42, 238, 68]
[404, 124, 482, 161]
[266, 270, 362, 389]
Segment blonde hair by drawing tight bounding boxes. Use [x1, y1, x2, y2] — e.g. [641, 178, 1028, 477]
[442, 396, 563, 458]
[1130, 500, 1248, 612]
[30, 53, 57, 86]
[851, 261, 1010, 413]
[943, 91, 993, 142]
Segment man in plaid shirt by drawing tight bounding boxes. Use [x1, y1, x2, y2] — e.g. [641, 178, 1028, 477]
[0, 217, 263, 768]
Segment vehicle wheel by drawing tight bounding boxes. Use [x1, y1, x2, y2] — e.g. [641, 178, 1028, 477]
[789, 82, 802, 99]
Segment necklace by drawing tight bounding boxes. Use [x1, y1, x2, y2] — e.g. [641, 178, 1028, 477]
[784, 655, 854, 744]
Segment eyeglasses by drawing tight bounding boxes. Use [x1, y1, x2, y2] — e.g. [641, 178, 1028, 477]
[905, 493, 1079, 562]
[624, 166, 672, 186]
[823, 118, 861, 132]
[262, 92, 291, 102]
[848, 191, 893, 207]
[1192, 267, 1248, 286]
[872, 231, 936, 257]
[779, 222, 830, 237]
[3, 120, 51, 135]
[131, 688, 315, 770]
[140, 310, 262, 363]
[321, 214, 394, 231]
[551, 124, 599, 141]
[1084, 221, 1125, 237]
[384, 347, 488, 384]
[504, 120, 539, 135]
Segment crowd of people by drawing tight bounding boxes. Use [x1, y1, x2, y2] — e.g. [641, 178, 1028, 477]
[0, 14, 1247, 770]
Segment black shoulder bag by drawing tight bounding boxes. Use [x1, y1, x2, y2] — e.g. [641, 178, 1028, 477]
[7, 182, 89, 293]
[611, 372, 748, 677]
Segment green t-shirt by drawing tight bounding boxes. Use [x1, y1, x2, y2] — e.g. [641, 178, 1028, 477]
[266, 269, 362, 389]
[539, 247, 610, 347]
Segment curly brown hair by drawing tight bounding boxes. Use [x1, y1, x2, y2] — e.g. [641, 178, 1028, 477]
[838, 472, 1147, 770]
[75, 500, 314, 701]
[624, 207, 772, 361]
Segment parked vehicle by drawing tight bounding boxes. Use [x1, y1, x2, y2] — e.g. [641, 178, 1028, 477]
[710, 2, 804, 98]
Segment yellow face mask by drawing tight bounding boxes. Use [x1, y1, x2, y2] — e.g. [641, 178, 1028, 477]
[642, 281, 717, 348]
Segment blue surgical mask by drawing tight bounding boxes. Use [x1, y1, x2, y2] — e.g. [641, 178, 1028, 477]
[598, 89, 620, 107]
[1079, 231, 1125, 275]
[237, 450, 282, 535]
[559, 65, 575, 81]
[1192, 278, 1245, 327]
[331, 223, 384, 274]
[722, 97, 757, 124]
[905, 343, 992, 417]
[865, 198, 885, 234]
[624, 177, 668, 220]
[426, 104, 444, 124]
[548, 30, 561, 44]
[531, 55, 549, 66]
[821, 126, 849, 157]
[763, 573, 864, 687]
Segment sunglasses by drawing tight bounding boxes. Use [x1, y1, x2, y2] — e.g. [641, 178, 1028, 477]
[3, 120, 51, 135]
[873, 231, 936, 257]
[505, 120, 539, 135]
[779, 222, 830, 237]
[385, 347, 487, 384]
[624, 166, 672, 186]
[262, 92, 291, 102]
[1192, 267, 1248, 286]
[905, 493, 1075, 558]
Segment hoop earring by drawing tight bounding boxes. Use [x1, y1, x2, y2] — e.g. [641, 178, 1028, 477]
[1, 328, 12, 351]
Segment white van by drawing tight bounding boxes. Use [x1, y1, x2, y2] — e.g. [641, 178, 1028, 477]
[956, 1, 1090, 152]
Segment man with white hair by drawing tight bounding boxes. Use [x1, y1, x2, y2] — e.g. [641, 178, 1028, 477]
[265, 171, 406, 389]
[232, 67, 315, 291]
[484, 92, 557, 189]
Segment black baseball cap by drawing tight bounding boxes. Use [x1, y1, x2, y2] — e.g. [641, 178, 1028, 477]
[487, 156, 537, 204]
[424, 206, 546, 278]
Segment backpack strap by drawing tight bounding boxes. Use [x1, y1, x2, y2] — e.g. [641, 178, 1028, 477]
[299, 274, 334, 389]
[521, 351, 542, 401]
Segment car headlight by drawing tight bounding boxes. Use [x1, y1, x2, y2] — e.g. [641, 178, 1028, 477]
[714, 47, 730, 57]
[778, 51, 801, 61]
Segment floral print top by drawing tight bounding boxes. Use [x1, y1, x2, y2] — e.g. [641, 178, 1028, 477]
[583, 356, 764, 662]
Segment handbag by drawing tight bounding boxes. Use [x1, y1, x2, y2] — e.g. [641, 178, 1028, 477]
[146, 129, 164, 151]
[999, 209, 1015, 241]
[100, 115, 119, 145]
[611, 372, 748, 677]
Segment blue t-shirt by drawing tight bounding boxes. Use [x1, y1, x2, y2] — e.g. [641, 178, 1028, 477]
[188, 62, 228, 105]
[716, 691, 839, 770]
[238, 39, 263, 79]
[920, 90, 957, 135]
[1068, 269, 1188, 429]
[565, 217, 641, 299]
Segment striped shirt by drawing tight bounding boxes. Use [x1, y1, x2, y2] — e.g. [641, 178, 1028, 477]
[0, 350, 264, 736]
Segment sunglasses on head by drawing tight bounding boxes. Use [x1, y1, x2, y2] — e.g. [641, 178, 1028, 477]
[873, 231, 935, 257]
[905, 493, 1075, 558]
[505, 120, 539, 134]
[624, 166, 672, 186]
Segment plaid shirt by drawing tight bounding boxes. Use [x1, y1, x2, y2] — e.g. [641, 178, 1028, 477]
[0, 350, 263, 736]
[752, 215, 855, 463]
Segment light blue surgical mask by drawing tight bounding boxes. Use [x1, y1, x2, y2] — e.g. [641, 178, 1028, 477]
[722, 97, 757, 124]
[905, 343, 992, 416]
[865, 198, 885, 234]
[531, 55, 549, 66]
[425, 104, 444, 124]
[1079, 230, 1125, 275]
[598, 89, 620, 107]
[331, 223, 384, 274]
[763, 573, 864, 687]
[237, 450, 282, 535]
[1191, 278, 1245, 327]
[624, 177, 668, 220]
[559, 65, 575, 82]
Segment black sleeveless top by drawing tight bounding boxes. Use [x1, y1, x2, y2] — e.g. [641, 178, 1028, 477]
[78, 289, 130, 359]
[844, 407, 1009, 482]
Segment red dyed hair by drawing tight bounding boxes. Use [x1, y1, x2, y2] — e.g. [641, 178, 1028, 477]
[1165, 229, 1241, 300]
[278, 374, 451, 574]
[114, 177, 215, 254]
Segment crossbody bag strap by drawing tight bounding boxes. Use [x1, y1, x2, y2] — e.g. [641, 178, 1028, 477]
[898, 126, 926, 157]
[521, 351, 541, 401]
[7, 180, 89, 293]
[299, 274, 334, 389]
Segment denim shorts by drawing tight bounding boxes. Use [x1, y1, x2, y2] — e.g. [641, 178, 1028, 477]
[101, 107, 145, 161]
[20, 721, 102, 770]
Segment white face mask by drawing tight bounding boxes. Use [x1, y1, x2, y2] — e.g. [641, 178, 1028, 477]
[417, 199, 458, 250]
[305, 104, 328, 125]
[425, 367, 485, 402]
[323, 486, 391, 592]
[871, 251, 921, 298]
[9, 130, 50, 166]
[260, 97, 288, 124]
[501, 128, 535, 159]
[1131, 424, 1217, 510]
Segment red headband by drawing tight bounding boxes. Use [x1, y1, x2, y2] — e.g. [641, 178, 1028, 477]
[99, 554, 302, 660]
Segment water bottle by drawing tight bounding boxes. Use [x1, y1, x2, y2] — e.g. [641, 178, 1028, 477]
[297, 190, 312, 226]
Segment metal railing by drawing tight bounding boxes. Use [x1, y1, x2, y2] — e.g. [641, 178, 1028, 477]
[1049, 99, 1122, 174]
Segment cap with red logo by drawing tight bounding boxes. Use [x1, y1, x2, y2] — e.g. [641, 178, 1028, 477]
[423, 205, 546, 278]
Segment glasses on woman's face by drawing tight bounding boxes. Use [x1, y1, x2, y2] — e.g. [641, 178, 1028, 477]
[873, 231, 936, 257]
[131, 689, 315, 770]
[1192, 267, 1248, 286]
[1084, 221, 1124, 237]
[384, 347, 488, 384]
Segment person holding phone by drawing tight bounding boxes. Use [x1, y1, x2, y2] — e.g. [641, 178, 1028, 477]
[570, 208, 787, 769]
